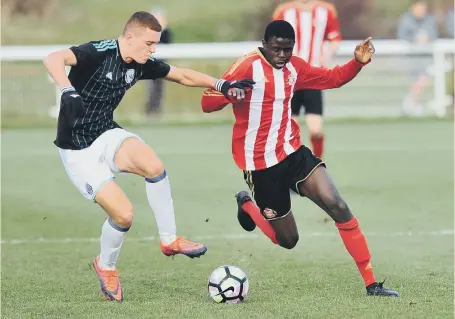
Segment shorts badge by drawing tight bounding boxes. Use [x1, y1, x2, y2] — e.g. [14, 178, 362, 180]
[86, 183, 93, 195]
[263, 208, 277, 219]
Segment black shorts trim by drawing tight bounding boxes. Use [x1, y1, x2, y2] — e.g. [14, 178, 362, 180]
[293, 161, 326, 197]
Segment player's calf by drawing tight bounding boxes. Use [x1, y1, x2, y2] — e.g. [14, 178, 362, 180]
[269, 212, 299, 249]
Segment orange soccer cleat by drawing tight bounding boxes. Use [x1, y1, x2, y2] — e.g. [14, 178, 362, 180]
[93, 256, 123, 302]
[160, 237, 207, 258]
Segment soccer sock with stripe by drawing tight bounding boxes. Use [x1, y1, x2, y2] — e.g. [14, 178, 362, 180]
[145, 170, 177, 245]
[336, 216, 376, 286]
[99, 218, 129, 270]
[242, 201, 278, 244]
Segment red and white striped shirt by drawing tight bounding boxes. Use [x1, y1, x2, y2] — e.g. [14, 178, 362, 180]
[201, 49, 365, 171]
[272, 0, 342, 66]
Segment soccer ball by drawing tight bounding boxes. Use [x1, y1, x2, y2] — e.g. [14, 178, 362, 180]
[207, 265, 249, 304]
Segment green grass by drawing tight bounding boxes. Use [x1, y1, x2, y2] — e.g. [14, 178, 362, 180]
[1, 120, 454, 318]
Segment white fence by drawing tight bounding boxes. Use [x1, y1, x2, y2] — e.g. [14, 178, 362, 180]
[1, 39, 454, 119]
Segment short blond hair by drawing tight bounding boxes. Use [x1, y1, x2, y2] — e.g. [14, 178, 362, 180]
[123, 11, 162, 34]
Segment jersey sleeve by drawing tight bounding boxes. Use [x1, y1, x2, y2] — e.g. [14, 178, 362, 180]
[70, 42, 104, 67]
[293, 56, 366, 91]
[140, 58, 171, 80]
[325, 6, 342, 42]
[201, 58, 250, 113]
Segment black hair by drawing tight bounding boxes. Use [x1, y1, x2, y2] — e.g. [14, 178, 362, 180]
[264, 20, 295, 42]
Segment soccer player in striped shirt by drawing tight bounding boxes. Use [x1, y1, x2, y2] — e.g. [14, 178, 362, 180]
[201, 20, 399, 297]
[273, 0, 343, 159]
[43, 11, 254, 302]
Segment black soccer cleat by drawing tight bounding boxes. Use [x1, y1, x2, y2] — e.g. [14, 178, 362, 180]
[366, 280, 400, 297]
[235, 191, 256, 232]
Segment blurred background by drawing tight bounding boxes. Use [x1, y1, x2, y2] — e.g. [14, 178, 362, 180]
[1, 2, 454, 317]
[1, 0, 454, 126]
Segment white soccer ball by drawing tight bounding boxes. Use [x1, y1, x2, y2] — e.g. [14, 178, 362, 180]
[207, 265, 249, 304]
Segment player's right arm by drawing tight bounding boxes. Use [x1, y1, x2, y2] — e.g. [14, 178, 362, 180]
[43, 49, 77, 89]
[44, 42, 102, 92]
[201, 56, 253, 113]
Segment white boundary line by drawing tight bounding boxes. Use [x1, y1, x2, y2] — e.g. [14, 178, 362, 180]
[1, 230, 453, 245]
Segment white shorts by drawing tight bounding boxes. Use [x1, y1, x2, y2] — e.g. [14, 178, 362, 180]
[58, 128, 142, 200]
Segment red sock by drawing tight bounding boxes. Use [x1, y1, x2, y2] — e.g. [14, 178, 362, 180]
[336, 216, 376, 287]
[310, 135, 324, 158]
[242, 201, 278, 244]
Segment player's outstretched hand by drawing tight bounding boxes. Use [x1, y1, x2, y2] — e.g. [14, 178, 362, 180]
[354, 37, 375, 64]
[215, 79, 256, 101]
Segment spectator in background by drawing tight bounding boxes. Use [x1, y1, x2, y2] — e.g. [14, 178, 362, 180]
[447, 6, 454, 38]
[397, 0, 439, 116]
[146, 8, 172, 118]
[446, 6, 454, 112]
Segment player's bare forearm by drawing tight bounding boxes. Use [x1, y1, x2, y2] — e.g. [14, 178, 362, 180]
[43, 49, 77, 89]
[165, 67, 217, 89]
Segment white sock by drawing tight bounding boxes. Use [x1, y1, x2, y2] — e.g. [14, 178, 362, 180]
[99, 219, 129, 270]
[145, 170, 177, 245]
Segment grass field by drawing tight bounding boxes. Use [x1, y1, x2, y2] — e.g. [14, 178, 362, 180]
[1, 120, 454, 318]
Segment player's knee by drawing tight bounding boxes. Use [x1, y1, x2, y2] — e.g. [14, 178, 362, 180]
[143, 158, 165, 179]
[328, 197, 352, 223]
[309, 129, 324, 139]
[111, 205, 134, 228]
[279, 233, 299, 250]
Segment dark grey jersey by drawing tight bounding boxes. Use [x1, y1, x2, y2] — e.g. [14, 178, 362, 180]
[54, 39, 170, 150]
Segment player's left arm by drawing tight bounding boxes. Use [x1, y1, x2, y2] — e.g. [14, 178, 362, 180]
[165, 66, 254, 99]
[295, 37, 375, 91]
[140, 58, 254, 101]
[164, 66, 218, 88]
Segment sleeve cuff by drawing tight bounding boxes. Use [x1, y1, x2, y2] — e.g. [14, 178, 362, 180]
[61, 86, 76, 94]
[215, 79, 226, 91]
[353, 58, 371, 67]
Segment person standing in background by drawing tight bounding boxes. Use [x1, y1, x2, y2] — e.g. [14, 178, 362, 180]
[397, 0, 439, 116]
[446, 6, 454, 112]
[272, 0, 342, 159]
[146, 8, 172, 118]
[446, 6, 454, 38]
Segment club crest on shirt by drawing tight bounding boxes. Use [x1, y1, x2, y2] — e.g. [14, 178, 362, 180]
[287, 73, 296, 86]
[125, 69, 135, 84]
